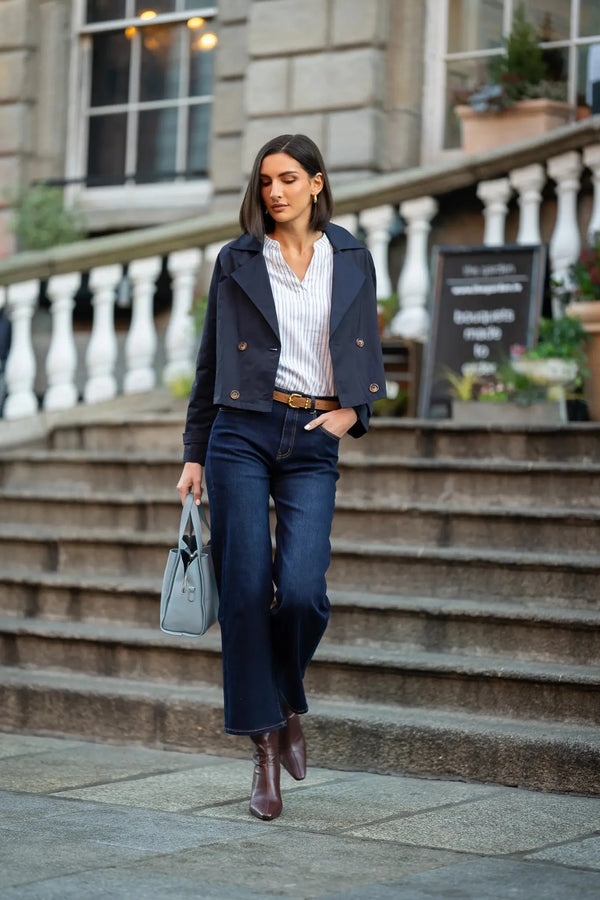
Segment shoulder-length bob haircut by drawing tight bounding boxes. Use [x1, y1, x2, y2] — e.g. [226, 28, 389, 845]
[239, 134, 334, 239]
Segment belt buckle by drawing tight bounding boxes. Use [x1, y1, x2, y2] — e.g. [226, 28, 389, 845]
[288, 392, 311, 410]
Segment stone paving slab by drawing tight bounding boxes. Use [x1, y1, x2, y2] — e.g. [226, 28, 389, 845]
[2, 731, 600, 899]
[348, 789, 600, 854]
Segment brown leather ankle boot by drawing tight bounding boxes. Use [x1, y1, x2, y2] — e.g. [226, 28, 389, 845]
[278, 706, 306, 781]
[249, 731, 282, 821]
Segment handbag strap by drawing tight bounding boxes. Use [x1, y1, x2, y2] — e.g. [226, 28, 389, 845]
[179, 493, 211, 550]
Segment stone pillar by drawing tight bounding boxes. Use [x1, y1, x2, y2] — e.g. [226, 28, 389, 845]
[164, 248, 202, 384]
[124, 256, 162, 393]
[85, 264, 122, 404]
[476, 178, 512, 247]
[391, 196, 438, 340]
[548, 151, 583, 313]
[509, 163, 546, 245]
[583, 144, 600, 244]
[3, 278, 38, 419]
[360, 205, 395, 298]
[44, 271, 80, 411]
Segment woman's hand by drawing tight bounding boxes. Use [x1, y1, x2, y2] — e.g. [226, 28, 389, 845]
[304, 407, 358, 438]
[177, 462, 204, 505]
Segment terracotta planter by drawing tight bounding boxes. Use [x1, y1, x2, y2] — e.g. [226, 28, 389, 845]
[566, 300, 600, 421]
[455, 99, 573, 154]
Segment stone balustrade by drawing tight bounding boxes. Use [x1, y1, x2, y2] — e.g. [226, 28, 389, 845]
[1, 120, 600, 420]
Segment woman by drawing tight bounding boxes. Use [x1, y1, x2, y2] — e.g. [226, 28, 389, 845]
[177, 134, 386, 821]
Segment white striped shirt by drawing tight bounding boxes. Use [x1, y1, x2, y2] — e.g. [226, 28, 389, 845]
[263, 233, 336, 396]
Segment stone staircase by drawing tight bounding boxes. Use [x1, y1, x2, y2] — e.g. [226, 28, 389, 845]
[1, 406, 599, 795]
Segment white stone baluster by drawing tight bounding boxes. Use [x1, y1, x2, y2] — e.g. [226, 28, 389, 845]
[84, 264, 122, 404]
[360, 205, 395, 298]
[44, 272, 80, 411]
[509, 163, 545, 245]
[583, 144, 600, 243]
[331, 213, 359, 235]
[164, 248, 202, 384]
[548, 151, 583, 314]
[391, 196, 438, 340]
[124, 256, 162, 393]
[477, 178, 511, 247]
[4, 280, 39, 419]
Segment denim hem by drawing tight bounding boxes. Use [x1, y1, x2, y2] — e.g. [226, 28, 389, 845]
[224, 717, 287, 737]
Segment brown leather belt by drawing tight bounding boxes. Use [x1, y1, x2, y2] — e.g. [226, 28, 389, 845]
[273, 390, 341, 411]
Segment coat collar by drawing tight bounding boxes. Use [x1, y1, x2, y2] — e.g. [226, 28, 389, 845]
[228, 223, 367, 337]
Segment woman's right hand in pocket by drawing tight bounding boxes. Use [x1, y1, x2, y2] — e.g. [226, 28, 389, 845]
[176, 462, 204, 506]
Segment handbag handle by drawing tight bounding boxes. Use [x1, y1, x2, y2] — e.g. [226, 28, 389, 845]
[179, 493, 211, 550]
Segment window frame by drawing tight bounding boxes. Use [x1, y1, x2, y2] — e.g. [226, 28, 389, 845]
[65, 0, 218, 227]
[422, 0, 600, 163]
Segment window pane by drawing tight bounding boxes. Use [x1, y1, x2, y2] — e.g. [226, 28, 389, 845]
[526, 1, 571, 41]
[87, 114, 127, 186]
[140, 25, 182, 101]
[91, 31, 130, 107]
[445, 58, 488, 148]
[86, 0, 125, 23]
[579, 5, 600, 37]
[189, 32, 215, 96]
[135, 1, 175, 15]
[187, 102, 211, 176]
[447, 0, 503, 53]
[136, 107, 178, 182]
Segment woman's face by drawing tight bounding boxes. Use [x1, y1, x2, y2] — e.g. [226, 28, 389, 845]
[259, 152, 323, 230]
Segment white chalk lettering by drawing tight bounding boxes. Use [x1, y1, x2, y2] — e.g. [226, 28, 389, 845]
[463, 326, 503, 341]
[453, 308, 515, 325]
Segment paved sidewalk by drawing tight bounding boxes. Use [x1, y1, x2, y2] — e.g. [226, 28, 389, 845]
[1, 732, 599, 899]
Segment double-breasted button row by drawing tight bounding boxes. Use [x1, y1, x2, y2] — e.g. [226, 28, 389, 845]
[237, 341, 247, 351]
[230, 390, 240, 400]
[355, 338, 365, 348]
[369, 383, 379, 393]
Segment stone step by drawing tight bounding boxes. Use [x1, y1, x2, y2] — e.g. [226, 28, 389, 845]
[0, 525, 598, 605]
[2, 572, 599, 666]
[45, 416, 600, 463]
[1, 666, 598, 794]
[2, 450, 599, 508]
[338, 456, 600, 508]
[4, 488, 599, 553]
[0, 519, 597, 604]
[1, 617, 597, 725]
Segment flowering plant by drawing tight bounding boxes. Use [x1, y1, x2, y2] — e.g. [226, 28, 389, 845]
[568, 238, 600, 301]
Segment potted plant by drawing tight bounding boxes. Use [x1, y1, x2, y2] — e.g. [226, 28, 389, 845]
[446, 317, 587, 424]
[564, 237, 600, 420]
[12, 184, 85, 251]
[455, 3, 570, 154]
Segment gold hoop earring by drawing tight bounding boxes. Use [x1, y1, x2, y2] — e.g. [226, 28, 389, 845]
[312, 193, 318, 205]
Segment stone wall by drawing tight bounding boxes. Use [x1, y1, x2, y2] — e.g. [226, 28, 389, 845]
[0, 0, 70, 257]
[212, 0, 425, 207]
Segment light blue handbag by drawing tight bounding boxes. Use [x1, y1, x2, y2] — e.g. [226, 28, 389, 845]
[160, 494, 219, 637]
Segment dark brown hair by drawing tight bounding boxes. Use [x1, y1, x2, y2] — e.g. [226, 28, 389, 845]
[239, 134, 334, 239]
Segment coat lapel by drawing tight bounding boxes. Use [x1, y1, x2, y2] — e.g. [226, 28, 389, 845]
[230, 250, 280, 339]
[330, 247, 366, 336]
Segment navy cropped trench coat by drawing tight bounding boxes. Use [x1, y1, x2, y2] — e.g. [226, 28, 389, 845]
[183, 223, 387, 465]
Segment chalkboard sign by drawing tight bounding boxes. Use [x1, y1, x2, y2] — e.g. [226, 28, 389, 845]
[418, 244, 548, 418]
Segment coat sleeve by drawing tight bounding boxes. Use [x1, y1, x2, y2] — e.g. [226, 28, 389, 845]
[347, 250, 383, 439]
[182, 254, 221, 465]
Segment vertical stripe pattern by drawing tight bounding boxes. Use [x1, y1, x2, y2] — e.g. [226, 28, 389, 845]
[263, 233, 336, 396]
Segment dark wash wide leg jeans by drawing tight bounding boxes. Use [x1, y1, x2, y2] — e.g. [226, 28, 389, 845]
[205, 401, 340, 735]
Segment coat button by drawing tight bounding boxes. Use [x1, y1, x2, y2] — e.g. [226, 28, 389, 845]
[230, 390, 240, 400]
[355, 338, 365, 348]
[237, 341, 248, 351]
[369, 383, 379, 393]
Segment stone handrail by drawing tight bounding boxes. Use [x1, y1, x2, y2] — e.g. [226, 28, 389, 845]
[2, 116, 600, 421]
[1, 116, 599, 286]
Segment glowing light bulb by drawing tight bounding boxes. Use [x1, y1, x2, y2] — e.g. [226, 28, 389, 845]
[139, 9, 157, 20]
[125, 26, 137, 39]
[197, 32, 217, 50]
[187, 17, 204, 29]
